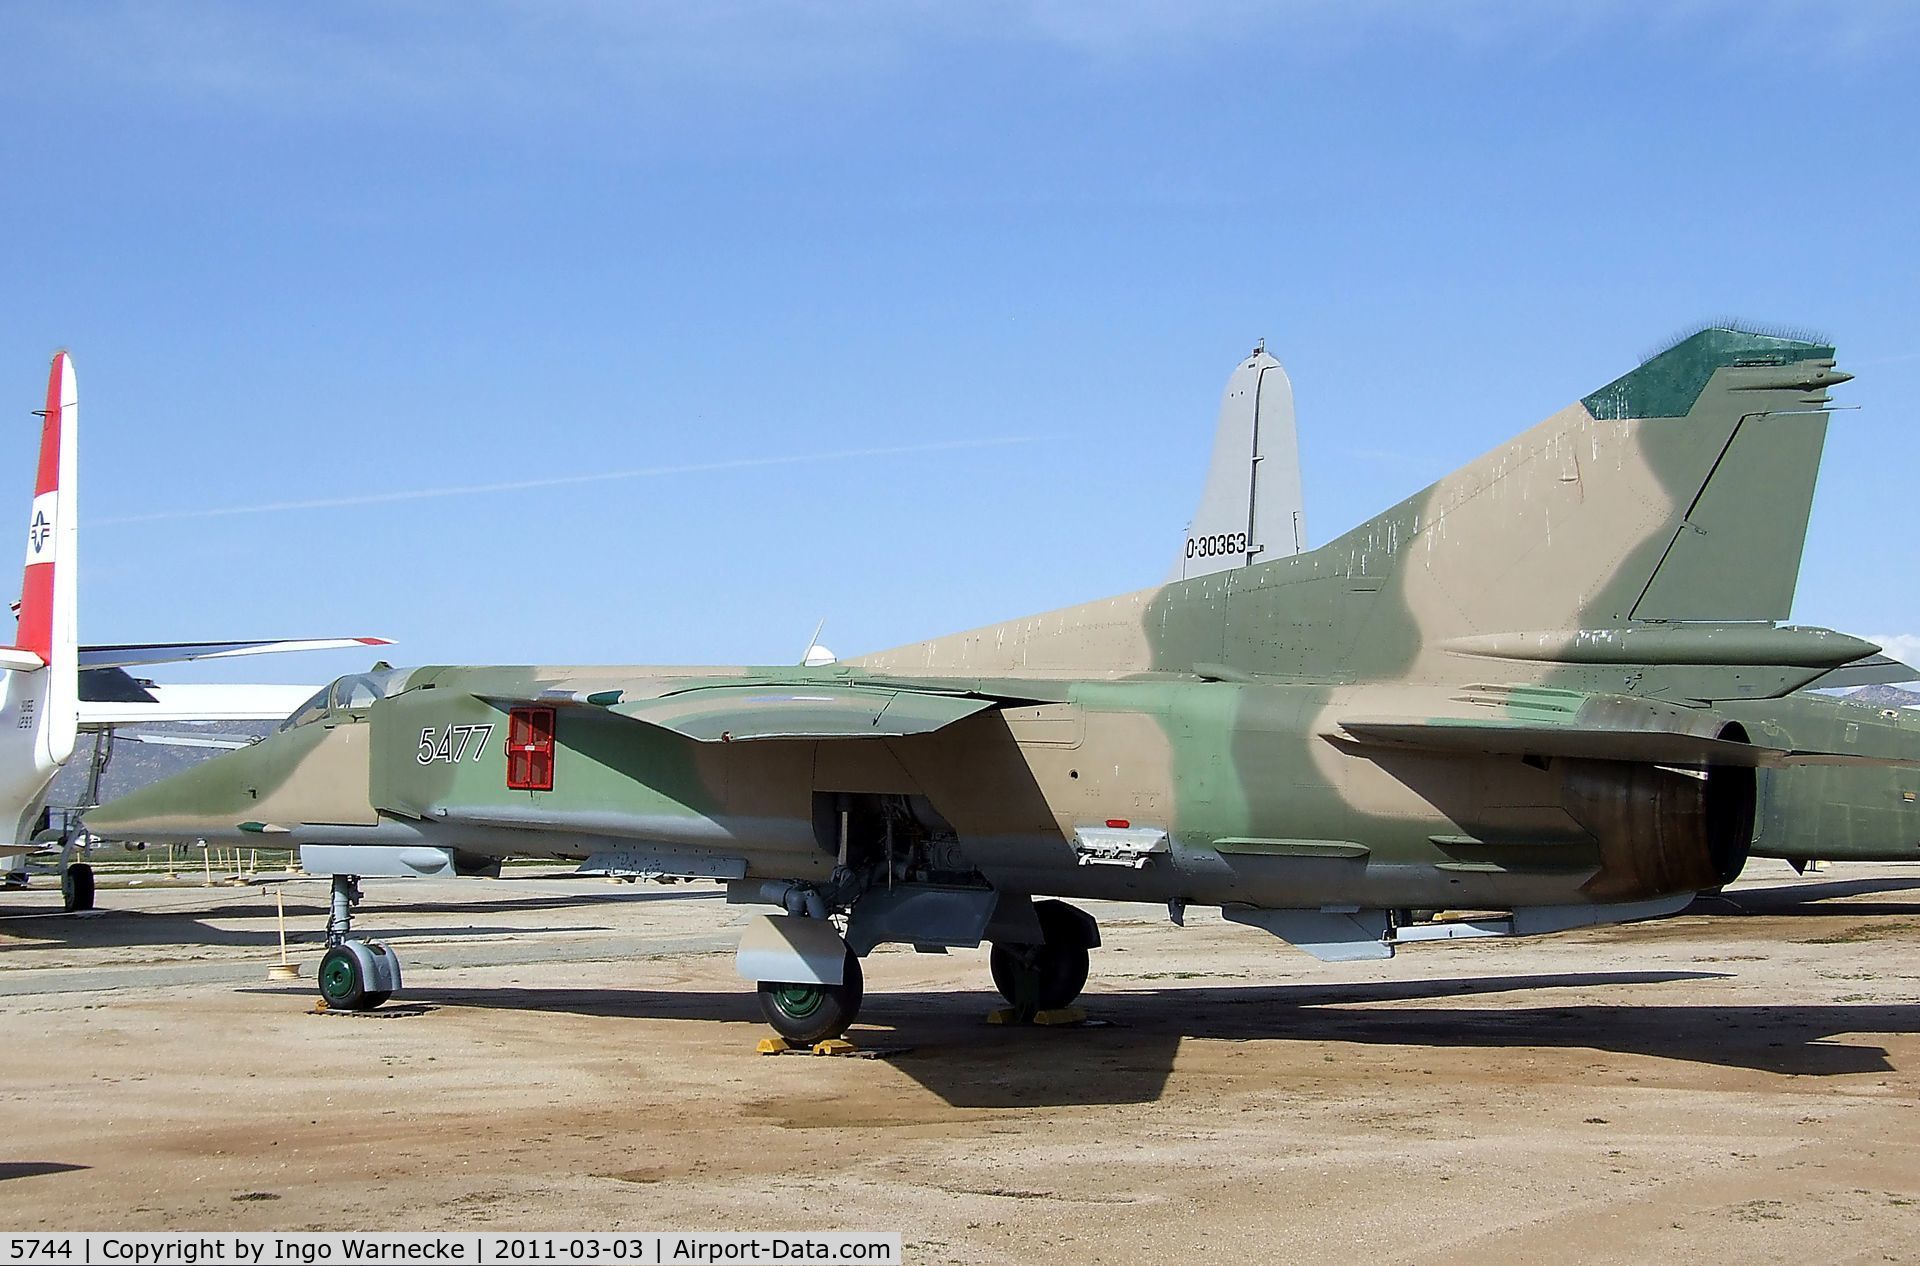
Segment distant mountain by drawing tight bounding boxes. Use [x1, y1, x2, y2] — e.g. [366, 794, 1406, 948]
[1845, 684, 1920, 710]
[48, 721, 275, 811]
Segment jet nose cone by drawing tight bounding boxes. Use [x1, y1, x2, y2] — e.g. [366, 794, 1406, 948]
[85, 750, 256, 843]
[84, 777, 207, 843]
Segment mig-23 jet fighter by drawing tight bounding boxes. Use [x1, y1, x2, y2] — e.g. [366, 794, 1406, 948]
[86, 326, 1919, 1043]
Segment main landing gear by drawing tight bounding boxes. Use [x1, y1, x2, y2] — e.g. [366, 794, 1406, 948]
[739, 909, 865, 1043]
[4, 856, 103, 912]
[315, 874, 403, 1011]
[15, 816, 95, 911]
[758, 948, 865, 1045]
[741, 896, 1100, 1041]
[59, 861, 94, 913]
[988, 899, 1098, 1018]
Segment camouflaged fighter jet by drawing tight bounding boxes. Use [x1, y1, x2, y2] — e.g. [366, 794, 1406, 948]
[86, 326, 1920, 1043]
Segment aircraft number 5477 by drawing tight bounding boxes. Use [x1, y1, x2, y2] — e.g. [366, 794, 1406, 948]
[417, 724, 493, 765]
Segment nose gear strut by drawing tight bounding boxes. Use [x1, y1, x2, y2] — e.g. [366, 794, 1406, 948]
[314, 873, 402, 1012]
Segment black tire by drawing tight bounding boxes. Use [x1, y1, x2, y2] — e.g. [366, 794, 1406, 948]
[1040, 940, 1089, 1008]
[61, 863, 95, 913]
[318, 945, 379, 1011]
[989, 940, 1089, 1011]
[988, 942, 1025, 1006]
[362, 991, 392, 1009]
[757, 950, 863, 1044]
[991, 900, 1095, 1011]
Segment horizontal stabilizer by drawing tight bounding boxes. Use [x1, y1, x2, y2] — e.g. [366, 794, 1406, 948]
[1438, 625, 1877, 668]
[1337, 717, 1784, 765]
[78, 637, 392, 670]
[1335, 716, 1920, 769]
[486, 682, 1001, 742]
[1801, 654, 1920, 691]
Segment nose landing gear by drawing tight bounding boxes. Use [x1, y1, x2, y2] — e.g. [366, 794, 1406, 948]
[315, 874, 402, 1011]
[318, 940, 400, 1010]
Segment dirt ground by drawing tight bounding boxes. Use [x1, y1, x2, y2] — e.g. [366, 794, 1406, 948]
[1, 860, 1917, 1264]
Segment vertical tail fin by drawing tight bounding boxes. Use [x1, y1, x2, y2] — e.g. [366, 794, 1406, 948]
[1225, 326, 1853, 681]
[2, 351, 79, 847]
[18, 352, 76, 650]
[1171, 347, 1307, 580]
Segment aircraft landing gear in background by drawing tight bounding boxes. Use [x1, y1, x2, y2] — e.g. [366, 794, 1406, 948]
[56, 826, 95, 912]
[316, 874, 401, 1011]
[59, 862, 93, 912]
[989, 899, 1099, 1015]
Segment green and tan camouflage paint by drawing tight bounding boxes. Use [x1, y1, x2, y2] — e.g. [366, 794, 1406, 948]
[88, 328, 1916, 911]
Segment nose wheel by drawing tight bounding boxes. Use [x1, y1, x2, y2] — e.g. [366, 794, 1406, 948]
[317, 875, 402, 1011]
[318, 941, 399, 1011]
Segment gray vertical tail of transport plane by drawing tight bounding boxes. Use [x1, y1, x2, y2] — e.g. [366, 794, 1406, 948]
[1172, 347, 1306, 581]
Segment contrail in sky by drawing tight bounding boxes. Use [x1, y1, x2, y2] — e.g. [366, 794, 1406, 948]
[98, 434, 1045, 526]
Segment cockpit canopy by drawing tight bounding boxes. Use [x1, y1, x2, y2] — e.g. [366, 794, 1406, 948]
[278, 666, 414, 731]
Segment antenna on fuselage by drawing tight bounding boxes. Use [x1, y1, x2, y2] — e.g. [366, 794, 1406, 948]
[800, 617, 837, 667]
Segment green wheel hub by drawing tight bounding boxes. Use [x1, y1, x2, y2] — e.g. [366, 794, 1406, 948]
[768, 983, 826, 1019]
[756, 950, 863, 1044]
[319, 953, 358, 1001]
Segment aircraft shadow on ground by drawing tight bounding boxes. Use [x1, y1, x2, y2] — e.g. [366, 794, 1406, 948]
[0, 912, 613, 950]
[0, 888, 713, 947]
[1688, 875, 1920, 917]
[1, 885, 714, 926]
[361, 889, 723, 918]
[0, 1162, 87, 1182]
[415, 969, 1916, 1108]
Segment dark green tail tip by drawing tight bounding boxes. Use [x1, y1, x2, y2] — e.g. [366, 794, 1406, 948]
[1584, 324, 1839, 421]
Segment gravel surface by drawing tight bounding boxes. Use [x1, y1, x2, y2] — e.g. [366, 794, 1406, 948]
[1, 860, 1916, 1263]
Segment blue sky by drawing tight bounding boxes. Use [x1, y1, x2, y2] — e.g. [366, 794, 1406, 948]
[1, 2, 1915, 682]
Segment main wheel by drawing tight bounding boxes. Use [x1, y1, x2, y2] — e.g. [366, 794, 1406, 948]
[990, 900, 1093, 1011]
[757, 950, 863, 1044]
[61, 863, 95, 913]
[318, 945, 382, 1011]
[989, 940, 1089, 1011]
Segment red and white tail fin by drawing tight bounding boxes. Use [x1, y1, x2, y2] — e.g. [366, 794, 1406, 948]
[2, 351, 80, 848]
